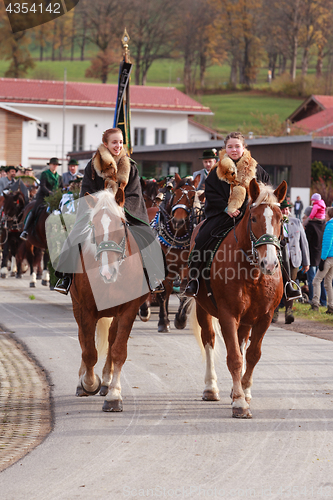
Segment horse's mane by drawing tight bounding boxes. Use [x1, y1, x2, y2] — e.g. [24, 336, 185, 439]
[90, 189, 125, 219]
[250, 183, 279, 208]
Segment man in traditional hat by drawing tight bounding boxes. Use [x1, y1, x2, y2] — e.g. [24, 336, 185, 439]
[62, 158, 80, 187]
[0, 166, 18, 195]
[20, 157, 63, 240]
[192, 148, 218, 191]
[272, 198, 310, 324]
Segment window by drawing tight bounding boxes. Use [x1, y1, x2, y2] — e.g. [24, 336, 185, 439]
[134, 128, 146, 146]
[73, 125, 85, 152]
[36, 122, 49, 139]
[155, 128, 167, 145]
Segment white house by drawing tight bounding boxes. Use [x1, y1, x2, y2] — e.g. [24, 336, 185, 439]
[0, 78, 214, 174]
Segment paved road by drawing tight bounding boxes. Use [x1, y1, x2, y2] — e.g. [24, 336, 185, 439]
[1, 276, 333, 500]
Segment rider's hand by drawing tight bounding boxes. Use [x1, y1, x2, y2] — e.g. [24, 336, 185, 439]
[227, 209, 240, 217]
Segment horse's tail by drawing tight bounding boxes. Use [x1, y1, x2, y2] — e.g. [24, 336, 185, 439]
[189, 301, 223, 360]
[95, 318, 112, 359]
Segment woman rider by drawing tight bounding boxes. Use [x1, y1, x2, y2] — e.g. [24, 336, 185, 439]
[54, 128, 165, 295]
[184, 132, 302, 301]
[20, 157, 63, 240]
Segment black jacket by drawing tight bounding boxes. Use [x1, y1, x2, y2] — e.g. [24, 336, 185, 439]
[81, 158, 149, 225]
[305, 219, 326, 266]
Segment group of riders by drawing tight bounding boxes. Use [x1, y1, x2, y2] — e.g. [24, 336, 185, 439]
[1, 127, 302, 305]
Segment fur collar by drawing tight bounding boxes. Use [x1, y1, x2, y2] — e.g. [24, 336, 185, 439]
[92, 144, 131, 189]
[216, 148, 257, 188]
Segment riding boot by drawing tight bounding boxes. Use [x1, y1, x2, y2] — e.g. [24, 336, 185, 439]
[184, 252, 202, 297]
[20, 211, 34, 240]
[281, 245, 302, 301]
[54, 273, 72, 295]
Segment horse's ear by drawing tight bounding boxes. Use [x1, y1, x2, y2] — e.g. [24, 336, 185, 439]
[84, 193, 97, 208]
[174, 173, 181, 185]
[273, 180, 288, 204]
[249, 178, 260, 203]
[193, 174, 200, 190]
[115, 187, 125, 207]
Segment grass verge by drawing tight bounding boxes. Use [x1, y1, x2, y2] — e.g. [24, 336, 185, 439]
[291, 301, 333, 326]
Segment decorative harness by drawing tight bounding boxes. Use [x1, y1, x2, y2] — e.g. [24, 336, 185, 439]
[151, 184, 197, 250]
[89, 207, 127, 265]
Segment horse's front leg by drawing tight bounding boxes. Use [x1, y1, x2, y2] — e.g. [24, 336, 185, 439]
[102, 308, 138, 412]
[157, 280, 172, 332]
[100, 318, 119, 397]
[196, 303, 220, 401]
[219, 312, 251, 418]
[75, 315, 101, 397]
[241, 315, 271, 410]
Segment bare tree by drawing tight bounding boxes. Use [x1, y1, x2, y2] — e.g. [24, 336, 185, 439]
[124, 0, 178, 85]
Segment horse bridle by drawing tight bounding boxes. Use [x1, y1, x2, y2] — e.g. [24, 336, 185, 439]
[89, 212, 128, 264]
[234, 203, 281, 267]
[170, 185, 196, 218]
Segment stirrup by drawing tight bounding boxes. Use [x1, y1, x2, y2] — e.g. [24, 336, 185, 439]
[184, 278, 199, 297]
[284, 280, 302, 300]
[54, 277, 72, 295]
[20, 231, 28, 241]
[150, 281, 165, 294]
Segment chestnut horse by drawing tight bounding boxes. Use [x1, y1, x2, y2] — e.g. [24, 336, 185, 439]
[188, 179, 287, 418]
[139, 173, 199, 332]
[70, 188, 149, 412]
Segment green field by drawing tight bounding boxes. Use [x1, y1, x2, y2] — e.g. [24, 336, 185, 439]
[197, 93, 302, 132]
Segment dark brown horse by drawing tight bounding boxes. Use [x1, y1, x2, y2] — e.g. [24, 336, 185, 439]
[70, 188, 149, 412]
[140, 178, 165, 209]
[21, 201, 50, 285]
[139, 173, 200, 332]
[0, 190, 43, 286]
[188, 179, 287, 418]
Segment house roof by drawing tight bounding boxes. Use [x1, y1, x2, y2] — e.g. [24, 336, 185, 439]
[288, 95, 333, 123]
[0, 78, 212, 115]
[291, 108, 333, 136]
[0, 103, 40, 121]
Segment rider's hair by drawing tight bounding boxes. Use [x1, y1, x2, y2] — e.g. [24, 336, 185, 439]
[224, 132, 247, 148]
[102, 128, 124, 144]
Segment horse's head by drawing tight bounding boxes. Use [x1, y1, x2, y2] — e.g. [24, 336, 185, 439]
[86, 189, 127, 284]
[248, 179, 287, 275]
[2, 190, 25, 229]
[170, 173, 196, 231]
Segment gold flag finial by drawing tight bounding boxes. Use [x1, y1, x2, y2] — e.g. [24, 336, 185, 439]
[121, 28, 130, 63]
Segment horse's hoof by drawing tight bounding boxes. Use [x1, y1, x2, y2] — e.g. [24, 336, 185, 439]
[232, 407, 252, 419]
[29, 282, 36, 288]
[80, 374, 101, 396]
[41, 280, 49, 286]
[174, 315, 186, 330]
[16, 274, 22, 279]
[99, 385, 109, 397]
[76, 386, 89, 397]
[202, 390, 220, 401]
[102, 400, 123, 412]
[139, 308, 151, 322]
[158, 324, 170, 333]
[10, 272, 16, 277]
[1, 274, 6, 279]
[37, 274, 42, 280]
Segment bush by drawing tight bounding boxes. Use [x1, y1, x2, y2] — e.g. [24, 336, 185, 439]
[311, 161, 333, 183]
[271, 74, 326, 97]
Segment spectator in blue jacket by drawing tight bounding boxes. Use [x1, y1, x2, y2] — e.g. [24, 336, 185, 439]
[311, 207, 333, 314]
